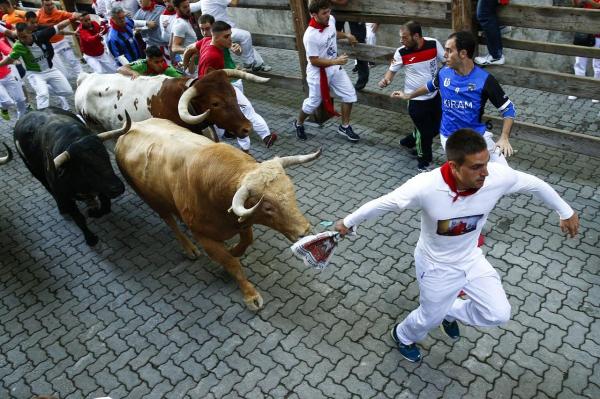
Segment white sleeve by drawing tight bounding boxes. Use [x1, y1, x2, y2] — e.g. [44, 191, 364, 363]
[133, 20, 147, 28]
[506, 170, 574, 220]
[343, 175, 423, 228]
[190, 1, 203, 13]
[389, 48, 403, 72]
[436, 39, 445, 63]
[171, 19, 186, 38]
[304, 31, 320, 57]
[95, 0, 107, 17]
[0, 24, 7, 33]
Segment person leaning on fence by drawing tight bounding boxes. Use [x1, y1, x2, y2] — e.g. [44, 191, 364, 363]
[568, 0, 600, 103]
[106, 5, 151, 66]
[294, 0, 359, 142]
[334, 128, 579, 363]
[118, 44, 182, 78]
[392, 31, 515, 166]
[379, 21, 445, 173]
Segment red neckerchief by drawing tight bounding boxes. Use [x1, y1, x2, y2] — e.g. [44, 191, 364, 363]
[308, 17, 339, 117]
[147, 59, 168, 75]
[308, 16, 328, 32]
[110, 18, 127, 33]
[162, 8, 176, 15]
[141, 1, 156, 11]
[440, 162, 479, 202]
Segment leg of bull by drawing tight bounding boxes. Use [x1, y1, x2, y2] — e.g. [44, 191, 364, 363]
[229, 227, 254, 257]
[194, 234, 263, 311]
[63, 199, 98, 246]
[88, 194, 111, 218]
[161, 214, 202, 259]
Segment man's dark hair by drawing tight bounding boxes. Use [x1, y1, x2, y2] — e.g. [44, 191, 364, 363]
[445, 128, 487, 165]
[15, 22, 29, 33]
[448, 31, 476, 59]
[173, 0, 187, 9]
[199, 13, 215, 25]
[25, 10, 36, 19]
[0, 0, 12, 6]
[211, 20, 231, 34]
[402, 21, 422, 37]
[145, 45, 163, 58]
[308, 0, 331, 15]
[80, 11, 90, 18]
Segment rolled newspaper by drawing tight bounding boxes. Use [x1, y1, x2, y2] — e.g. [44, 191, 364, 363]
[290, 231, 340, 270]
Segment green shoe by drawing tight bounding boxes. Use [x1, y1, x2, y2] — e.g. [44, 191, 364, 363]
[1, 109, 10, 121]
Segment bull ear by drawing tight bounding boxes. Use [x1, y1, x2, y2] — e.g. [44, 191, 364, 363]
[97, 110, 132, 141]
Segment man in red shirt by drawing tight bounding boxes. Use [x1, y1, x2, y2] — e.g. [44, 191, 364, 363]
[183, 19, 277, 151]
[77, 12, 117, 73]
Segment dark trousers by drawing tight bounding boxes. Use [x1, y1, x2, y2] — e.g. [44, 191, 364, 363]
[335, 20, 369, 88]
[408, 93, 441, 165]
[477, 0, 503, 59]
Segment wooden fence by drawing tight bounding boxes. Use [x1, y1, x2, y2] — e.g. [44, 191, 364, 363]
[25, 0, 600, 156]
[242, 0, 600, 158]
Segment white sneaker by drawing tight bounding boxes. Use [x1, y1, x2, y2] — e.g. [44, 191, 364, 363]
[500, 26, 512, 36]
[474, 54, 505, 66]
[568, 96, 577, 100]
[592, 99, 599, 103]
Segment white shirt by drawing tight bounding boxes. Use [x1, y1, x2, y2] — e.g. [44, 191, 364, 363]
[303, 15, 338, 80]
[199, 0, 234, 26]
[389, 37, 445, 101]
[344, 163, 574, 266]
[159, 13, 177, 44]
[97, 0, 140, 17]
[172, 16, 198, 48]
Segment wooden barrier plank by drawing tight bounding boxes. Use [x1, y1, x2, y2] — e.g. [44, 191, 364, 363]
[485, 65, 600, 99]
[235, 0, 290, 10]
[252, 33, 297, 51]
[481, 37, 600, 59]
[333, 0, 450, 21]
[254, 71, 600, 158]
[497, 5, 600, 34]
[331, 12, 451, 28]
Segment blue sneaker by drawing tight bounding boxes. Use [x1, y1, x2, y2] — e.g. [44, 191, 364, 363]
[338, 124, 360, 142]
[390, 324, 421, 362]
[440, 319, 460, 340]
[294, 120, 307, 141]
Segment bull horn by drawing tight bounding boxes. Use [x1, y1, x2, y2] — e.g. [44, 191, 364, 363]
[177, 86, 211, 124]
[0, 143, 12, 165]
[53, 151, 70, 168]
[228, 185, 263, 222]
[97, 110, 132, 141]
[278, 148, 322, 168]
[222, 69, 270, 83]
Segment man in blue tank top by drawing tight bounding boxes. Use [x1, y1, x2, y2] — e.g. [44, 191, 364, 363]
[392, 31, 516, 165]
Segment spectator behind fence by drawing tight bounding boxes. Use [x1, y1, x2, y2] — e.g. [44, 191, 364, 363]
[569, 0, 599, 102]
[134, 0, 167, 50]
[0, 0, 26, 26]
[107, 5, 150, 65]
[474, 0, 510, 66]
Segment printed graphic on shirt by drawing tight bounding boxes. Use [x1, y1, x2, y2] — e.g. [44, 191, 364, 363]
[437, 214, 483, 236]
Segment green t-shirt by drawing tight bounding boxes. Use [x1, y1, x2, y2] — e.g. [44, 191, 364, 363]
[129, 59, 183, 77]
[10, 26, 56, 72]
[223, 48, 239, 83]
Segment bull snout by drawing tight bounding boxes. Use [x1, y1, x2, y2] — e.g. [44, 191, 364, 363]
[285, 221, 312, 243]
[236, 123, 252, 138]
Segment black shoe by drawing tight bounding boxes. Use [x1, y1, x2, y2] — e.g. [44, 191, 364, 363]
[440, 319, 460, 340]
[399, 134, 416, 148]
[294, 120, 307, 141]
[410, 149, 419, 157]
[352, 65, 359, 73]
[417, 161, 431, 173]
[338, 125, 360, 142]
[354, 81, 367, 91]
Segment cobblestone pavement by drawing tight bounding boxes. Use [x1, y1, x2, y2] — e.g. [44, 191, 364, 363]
[1, 50, 599, 399]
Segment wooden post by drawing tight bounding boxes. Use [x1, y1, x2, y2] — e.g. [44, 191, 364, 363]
[451, 0, 476, 33]
[289, 0, 309, 89]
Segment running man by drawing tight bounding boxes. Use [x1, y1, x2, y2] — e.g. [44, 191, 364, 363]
[334, 128, 579, 362]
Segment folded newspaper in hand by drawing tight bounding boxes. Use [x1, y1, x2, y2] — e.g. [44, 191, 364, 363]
[290, 231, 340, 270]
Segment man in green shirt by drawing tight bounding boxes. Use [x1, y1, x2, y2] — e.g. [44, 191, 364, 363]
[0, 19, 75, 110]
[117, 45, 183, 78]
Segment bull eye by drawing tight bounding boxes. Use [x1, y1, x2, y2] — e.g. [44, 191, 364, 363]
[211, 102, 219, 107]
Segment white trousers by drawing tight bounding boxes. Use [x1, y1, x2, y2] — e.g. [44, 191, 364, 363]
[302, 67, 357, 114]
[0, 68, 27, 117]
[440, 131, 508, 165]
[395, 249, 511, 345]
[231, 28, 263, 66]
[53, 39, 82, 76]
[574, 37, 600, 79]
[215, 82, 270, 150]
[83, 52, 118, 74]
[26, 68, 73, 110]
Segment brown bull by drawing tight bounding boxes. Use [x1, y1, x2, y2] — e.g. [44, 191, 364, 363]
[75, 69, 268, 138]
[115, 118, 321, 310]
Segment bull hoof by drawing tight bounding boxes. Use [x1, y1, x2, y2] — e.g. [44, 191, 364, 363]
[229, 245, 245, 258]
[184, 245, 202, 260]
[85, 234, 99, 246]
[244, 292, 264, 311]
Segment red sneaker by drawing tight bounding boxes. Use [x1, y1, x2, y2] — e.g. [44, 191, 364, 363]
[477, 234, 485, 247]
[263, 133, 278, 148]
[458, 290, 467, 299]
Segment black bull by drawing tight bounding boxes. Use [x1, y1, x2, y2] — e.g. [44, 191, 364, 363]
[13, 107, 131, 246]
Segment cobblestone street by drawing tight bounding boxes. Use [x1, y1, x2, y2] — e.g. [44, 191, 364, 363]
[0, 48, 599, 398]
